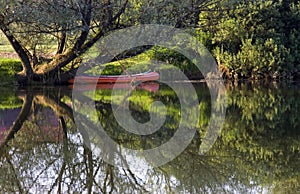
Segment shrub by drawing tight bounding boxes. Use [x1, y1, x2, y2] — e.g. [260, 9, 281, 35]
[198, 0, 300, 79]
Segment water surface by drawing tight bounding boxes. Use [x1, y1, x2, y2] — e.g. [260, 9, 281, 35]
[0, 81, 299, 193]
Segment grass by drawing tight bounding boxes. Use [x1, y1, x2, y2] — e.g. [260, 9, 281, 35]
[84, 52, 156, 75]
[83, 50, 176, 76]
[0, 58, 22, 86]
[0, 50, 158, 86]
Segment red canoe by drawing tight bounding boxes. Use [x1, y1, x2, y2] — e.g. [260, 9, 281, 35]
[68, 71, 159, 84]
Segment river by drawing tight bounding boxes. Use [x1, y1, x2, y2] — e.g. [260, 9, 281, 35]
[0, 81, 299, 193]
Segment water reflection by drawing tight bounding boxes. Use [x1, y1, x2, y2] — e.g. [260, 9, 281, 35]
[0, 82, 299, 193]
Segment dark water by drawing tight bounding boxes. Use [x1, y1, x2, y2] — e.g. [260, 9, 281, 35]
[0, 81, 299, 193]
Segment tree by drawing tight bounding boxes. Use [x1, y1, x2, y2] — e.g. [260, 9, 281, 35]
[0, 0, 129, 85]
[0, 0, 220, 85]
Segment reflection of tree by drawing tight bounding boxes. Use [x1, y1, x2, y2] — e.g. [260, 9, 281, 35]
[0, 87, 73, 192]
[214, 82, 300, 192]
[1, 87, 73, 143]
[0, 82, 299, 193]
[1, 93, 33, 146]
[0, 87, 162, 193]
[224, 82, 300, 157]
[144, 82, 300, 194]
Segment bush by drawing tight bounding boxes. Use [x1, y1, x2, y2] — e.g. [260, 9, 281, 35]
[214, 38, 290, 78]
[198, 0, 300, 79]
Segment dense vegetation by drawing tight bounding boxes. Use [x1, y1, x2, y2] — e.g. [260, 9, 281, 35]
[198, 0, 300, 80]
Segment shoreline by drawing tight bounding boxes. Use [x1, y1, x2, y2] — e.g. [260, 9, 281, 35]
[1, 53, 300, 84]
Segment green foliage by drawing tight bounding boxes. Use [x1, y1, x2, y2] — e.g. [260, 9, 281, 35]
[199, 0, 300, 79]
[214, 38, 290, 78]
[0, 58, 22, 86]
[0, 0, 218, 78]
[84, 44, 204, 79]
[196, 30, 213, 51]
[221, 82, 300, 164]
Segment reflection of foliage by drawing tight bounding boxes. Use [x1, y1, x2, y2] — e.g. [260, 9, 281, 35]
[1, 83, 300, 193]
[212, 82, 300, 192]
[80, 83, 211, 150]
[0, 89, 22, 109]
[145, 82, 300, 193]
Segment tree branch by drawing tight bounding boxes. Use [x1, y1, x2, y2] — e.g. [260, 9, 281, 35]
[0, 21, 34, 76]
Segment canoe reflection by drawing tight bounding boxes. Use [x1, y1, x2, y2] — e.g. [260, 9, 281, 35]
[70, 81, 160, 93]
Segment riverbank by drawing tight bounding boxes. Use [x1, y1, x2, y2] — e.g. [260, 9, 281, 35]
[1, 53, 299, 85]
[0, 54, 300, 86]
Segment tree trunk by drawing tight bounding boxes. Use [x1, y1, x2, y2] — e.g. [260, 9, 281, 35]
[15, 69, 77, 85]
[0, 26, 34, 81]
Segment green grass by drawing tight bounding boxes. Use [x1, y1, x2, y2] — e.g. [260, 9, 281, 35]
[84, 52, 156, 75]
[83, 50, 177, 76]
[0, 58, 22, 86]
